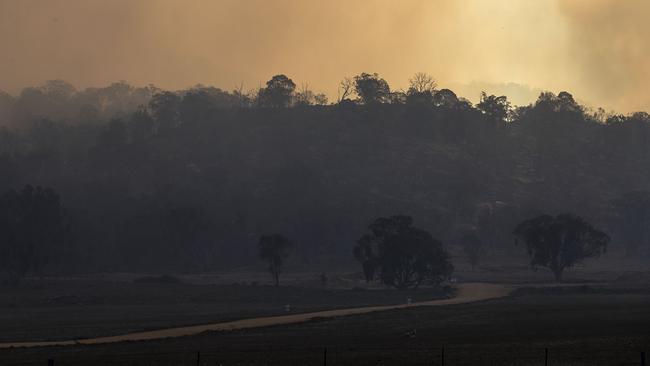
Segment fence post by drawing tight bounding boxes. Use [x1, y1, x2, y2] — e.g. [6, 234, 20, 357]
[196, 351, 200, 366]
[441, 347, 445, 366]
[47, 359, 54, 366]
[642, 351, 646, 366]
[323, 347, 327, 366]
[545, 348, 548, 366]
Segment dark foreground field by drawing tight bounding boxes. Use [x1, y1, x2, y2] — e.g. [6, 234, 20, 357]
[0, 275, 449, 343]
[2, 286, 650, 366]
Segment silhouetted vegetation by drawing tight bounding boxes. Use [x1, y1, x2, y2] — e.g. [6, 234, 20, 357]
[513, 214, 609, 281]
[356, 216, 453, 289]
[0, 72, 649, 277]
[258, 234, 293, 286]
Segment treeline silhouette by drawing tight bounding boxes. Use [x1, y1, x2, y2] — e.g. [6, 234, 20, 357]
[0, 73, 649, 278]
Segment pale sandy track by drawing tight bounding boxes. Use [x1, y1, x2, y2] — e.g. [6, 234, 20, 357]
[0, 283, 510, 349]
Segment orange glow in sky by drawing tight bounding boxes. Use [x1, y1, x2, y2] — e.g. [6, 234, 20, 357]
[0, 0, 648, 112]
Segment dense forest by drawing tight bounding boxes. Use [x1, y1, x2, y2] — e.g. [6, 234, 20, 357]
[1, 73, 649, 278]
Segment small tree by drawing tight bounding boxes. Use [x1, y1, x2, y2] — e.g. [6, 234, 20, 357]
[338, 77, 355, 103]
[461, 232, 483, 271]
[513, 214, 609, 282]
[258, 234, 292, 286]
[356, 215, 453, 290]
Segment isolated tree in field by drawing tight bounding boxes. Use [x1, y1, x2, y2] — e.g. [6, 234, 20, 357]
[258, 234, 293, 286]
[379, 223, 453, 289]
[513, 214, 609, 282]
[0, 185, 67, 282]
[356, 215, 453, 290]
[355, 216, 414, 283]
[461, 232, 483, 271]
[259, 74, 296, 108]
[354, 73, 390, 105]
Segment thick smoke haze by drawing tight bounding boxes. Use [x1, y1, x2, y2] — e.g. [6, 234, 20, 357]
[0, 0, 648, 111]
[557, 0, 650, 113]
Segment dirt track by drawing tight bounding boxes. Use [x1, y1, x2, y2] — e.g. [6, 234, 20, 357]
[0, 283, 510, 349]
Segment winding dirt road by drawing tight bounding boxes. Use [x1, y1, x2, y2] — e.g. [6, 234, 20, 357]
[0, 282, 510, 349]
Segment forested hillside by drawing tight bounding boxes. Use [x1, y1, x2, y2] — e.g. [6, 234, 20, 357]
[1, 74, 649, 275]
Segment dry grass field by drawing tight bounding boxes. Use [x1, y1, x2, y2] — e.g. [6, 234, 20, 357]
[1, 263, 649, 365]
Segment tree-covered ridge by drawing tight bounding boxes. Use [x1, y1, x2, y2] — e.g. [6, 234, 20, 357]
[0, 73, 649, 275]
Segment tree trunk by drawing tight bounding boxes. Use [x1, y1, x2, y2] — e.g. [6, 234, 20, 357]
[270, 264, 280, 286]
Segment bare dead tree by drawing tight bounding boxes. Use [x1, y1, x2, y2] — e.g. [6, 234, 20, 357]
[338, 77, 355, 102]
[408, 72, 437, 94]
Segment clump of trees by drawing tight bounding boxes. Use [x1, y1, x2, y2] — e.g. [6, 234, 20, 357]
[513, 214, 609, 281]
[477, 92, 510, 127]
[258, 234, 293, 286]
[353, 73, 391, 105]
[1, 71, 650, 276]
[354, 215, 453, 290]
[255, 74, 328, 108]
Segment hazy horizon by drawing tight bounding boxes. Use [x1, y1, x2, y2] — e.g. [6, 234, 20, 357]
[1, 0, 649, 112]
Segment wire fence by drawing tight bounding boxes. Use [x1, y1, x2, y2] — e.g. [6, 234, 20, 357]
[4, 346, 648, 366]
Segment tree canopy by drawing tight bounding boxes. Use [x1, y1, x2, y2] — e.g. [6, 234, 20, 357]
[513, 214, 609, 281]
[356, 216, 453, 290]
[354, 73, 390, 105]
[259, 74, 296, 108]
[0, 76, 648, 275]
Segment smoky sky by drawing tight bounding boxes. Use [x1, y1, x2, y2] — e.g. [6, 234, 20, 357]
[0, 0, 648, 112]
